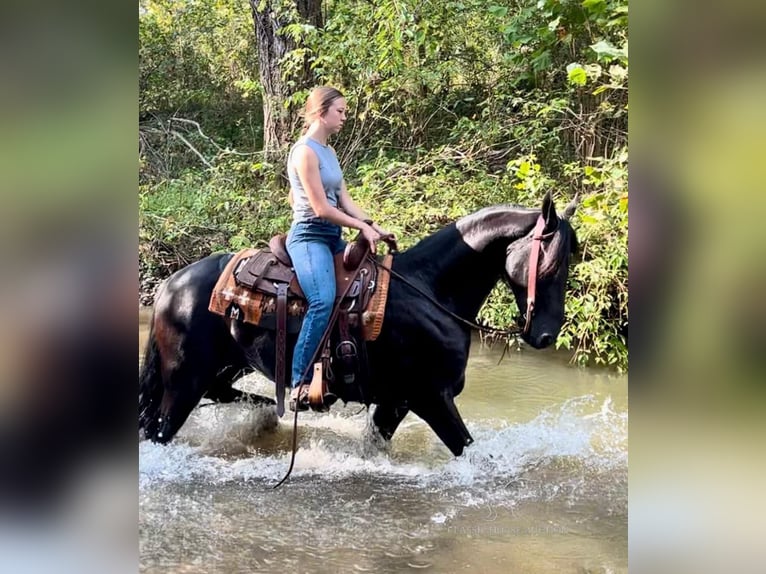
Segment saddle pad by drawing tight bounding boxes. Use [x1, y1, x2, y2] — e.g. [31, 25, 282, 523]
[208, 249, 303, 325]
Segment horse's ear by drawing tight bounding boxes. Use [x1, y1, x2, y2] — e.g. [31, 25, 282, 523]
[541, 191, 557, 231]
[562, 193, 579, 221]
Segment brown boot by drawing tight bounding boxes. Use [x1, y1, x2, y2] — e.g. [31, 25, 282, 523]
[288, 385, 309, 412]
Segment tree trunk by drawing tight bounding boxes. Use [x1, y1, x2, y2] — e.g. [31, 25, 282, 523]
[249, 0, 323, 160]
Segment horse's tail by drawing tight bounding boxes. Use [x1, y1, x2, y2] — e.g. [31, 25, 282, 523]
[139, 316, 163, 440]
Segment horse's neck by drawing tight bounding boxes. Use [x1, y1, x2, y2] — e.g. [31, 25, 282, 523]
[434, 242, 501, 320]
[397, 209, 537, 318]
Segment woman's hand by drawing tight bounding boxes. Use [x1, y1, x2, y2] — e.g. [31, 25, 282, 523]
[361, 223, 380, 251]
[372, 223, 395, 241]
[371, 223, 397, 251]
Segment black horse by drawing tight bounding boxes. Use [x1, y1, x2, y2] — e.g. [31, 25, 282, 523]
[140, 193, 578, 456]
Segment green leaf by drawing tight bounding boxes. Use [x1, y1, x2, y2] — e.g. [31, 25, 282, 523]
[580, 213, 598, 223]
[592, 85, 610, 96]
[566, 63, 587, 86]
[618, 197, 628, 212]
[590, 40, 625, 62]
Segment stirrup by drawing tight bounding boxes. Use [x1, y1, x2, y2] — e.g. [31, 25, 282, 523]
[307, 362, 339, 412]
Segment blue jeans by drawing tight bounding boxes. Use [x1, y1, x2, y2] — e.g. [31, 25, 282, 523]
[286, 219, 346, 387]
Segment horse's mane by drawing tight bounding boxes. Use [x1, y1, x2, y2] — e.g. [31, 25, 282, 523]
[397, 220, 464, 259]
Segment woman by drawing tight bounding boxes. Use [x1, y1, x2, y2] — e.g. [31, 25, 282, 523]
[286, 86, 394, 411]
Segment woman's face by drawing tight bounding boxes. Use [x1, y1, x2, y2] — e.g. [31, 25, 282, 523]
[322, 97, 347, 133]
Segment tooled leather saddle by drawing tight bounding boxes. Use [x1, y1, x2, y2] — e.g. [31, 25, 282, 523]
[208, 233, 394, 416]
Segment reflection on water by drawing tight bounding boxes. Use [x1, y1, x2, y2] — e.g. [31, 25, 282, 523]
[139, 307, 627, 573]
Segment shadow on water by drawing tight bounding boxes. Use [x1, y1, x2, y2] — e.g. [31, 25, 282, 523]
[139, 307, 627, 573]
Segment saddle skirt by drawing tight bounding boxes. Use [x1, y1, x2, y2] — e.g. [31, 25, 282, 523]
[208, 242, 392, 341]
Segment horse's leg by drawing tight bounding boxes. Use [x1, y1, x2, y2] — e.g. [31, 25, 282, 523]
[153, 362, 277, 443]
[205, 385, 276, 406]
[203, 365, 276, 407]
[371, 404, 410, 441]
[150, 318, 225, 443]
[139, 328, 165, 439]
[410, 391, 474, 456]
[152, 394, 197, 443]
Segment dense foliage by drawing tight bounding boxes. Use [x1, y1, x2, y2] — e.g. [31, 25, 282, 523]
[139, 0, 628, 371]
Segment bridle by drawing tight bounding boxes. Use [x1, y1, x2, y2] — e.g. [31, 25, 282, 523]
[370, 214, 558, 338]
[522, 214, 557, 336]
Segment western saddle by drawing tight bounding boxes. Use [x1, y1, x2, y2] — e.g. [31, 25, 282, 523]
[208, 232, 395, 416]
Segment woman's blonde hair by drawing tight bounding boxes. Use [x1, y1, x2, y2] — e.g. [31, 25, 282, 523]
[302, 86, 345, 134]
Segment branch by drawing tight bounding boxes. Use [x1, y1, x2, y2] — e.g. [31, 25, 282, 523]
[169, 116, 262, 157]
[170, 129, 214, 169]
[170, 117, 225, 151]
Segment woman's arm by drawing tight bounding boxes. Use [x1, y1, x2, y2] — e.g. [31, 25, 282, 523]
[339, 182, 395, 238]
[337, 181, 370, 221]
[293, 146, 379, 244]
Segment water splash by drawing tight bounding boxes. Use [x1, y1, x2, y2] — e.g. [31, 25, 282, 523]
[140, 394, 626, 501]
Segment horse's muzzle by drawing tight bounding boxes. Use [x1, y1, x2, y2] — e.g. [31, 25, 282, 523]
[537, 333, 553, 348]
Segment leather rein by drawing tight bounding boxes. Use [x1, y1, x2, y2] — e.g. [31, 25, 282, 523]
[272, 217, 553, 488]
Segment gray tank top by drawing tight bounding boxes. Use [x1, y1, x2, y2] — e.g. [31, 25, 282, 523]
[288, 136, 344, 223]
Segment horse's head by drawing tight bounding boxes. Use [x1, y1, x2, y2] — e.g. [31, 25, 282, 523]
[505, 192, 578, 349]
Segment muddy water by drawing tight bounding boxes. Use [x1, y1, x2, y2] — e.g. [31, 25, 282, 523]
[139, 308, 627, 573]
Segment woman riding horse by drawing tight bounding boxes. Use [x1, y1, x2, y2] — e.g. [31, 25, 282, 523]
[139, 192, 578, 455]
